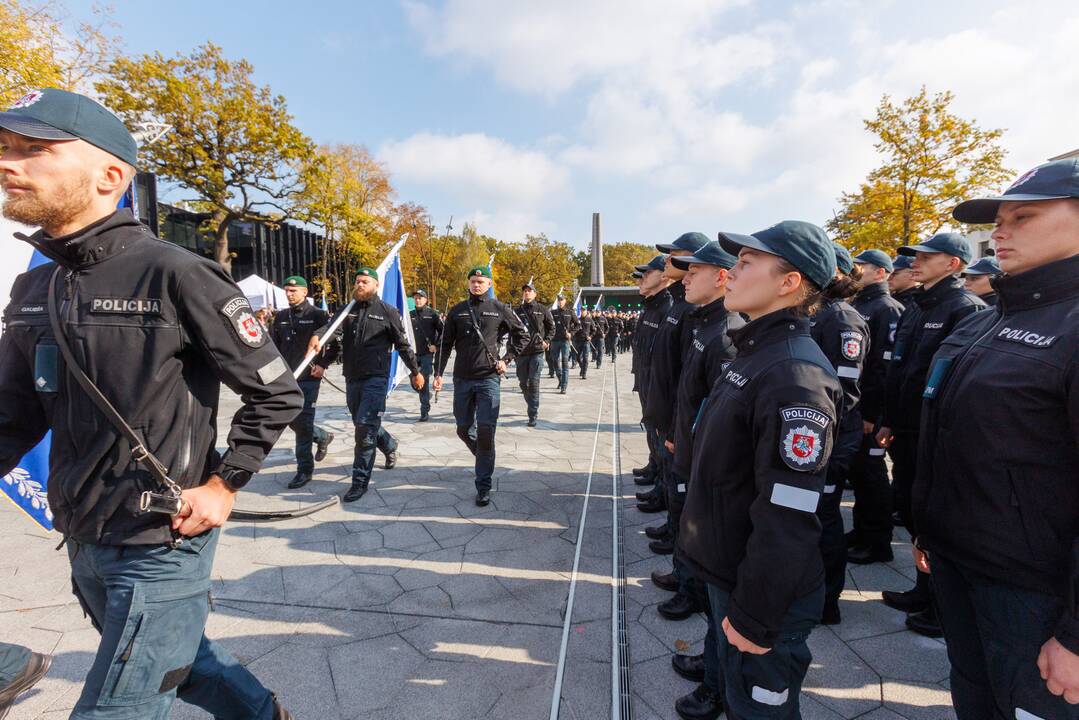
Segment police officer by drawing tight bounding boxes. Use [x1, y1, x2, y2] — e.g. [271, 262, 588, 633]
[877, 232, 985, 637]
[809, 243, 870, 626]
[410, 289, 443, 421]
[593, 307, 608, 368]
[888, 254, 920, 306]
[914, 158, 1079, 719]
[631, 255, 673, 497]
[662, 241, 743, 720]
[961, 255, 1001, 306]
[549, 294, 579, 393]
[606, 310, 623, 361]
[271, 276, 334, 489]
[679, 221, 842, 720]
[573, 308, 595, 378]
[846, 250, 904, 565]
[0, 644, 50, 714]
[514, 280, 555, 427]
[0, 88, 300, 718]
[312, 268, 424, 502]
[432, 268, 529, 505]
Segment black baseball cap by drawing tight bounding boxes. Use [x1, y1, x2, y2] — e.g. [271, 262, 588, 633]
[0, 88, 138, 166]
[717, 221, 837, 290]
[833, 243, 854, 274]
[634, 254, 668, 273]
[963, 256, 1001, 276]
[656, 231, 710, 254]
[891, 255, 914, 271]
[670, 240, 738, 270]
[953, 158, 1079, 224]
[853, 249, 894, 273]
[897, 232, 973, 264]
[522, 281, 536, 290]
[630, 271, 643, 279]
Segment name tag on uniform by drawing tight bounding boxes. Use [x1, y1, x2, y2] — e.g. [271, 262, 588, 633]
[90, 297, 162, 315]
[481, 311, 499, 318]
[370, 314, 385, 321]
[996, 327, 1057, 348]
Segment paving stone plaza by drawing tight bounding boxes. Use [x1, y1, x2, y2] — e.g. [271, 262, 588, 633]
[1, 359, 956, 719]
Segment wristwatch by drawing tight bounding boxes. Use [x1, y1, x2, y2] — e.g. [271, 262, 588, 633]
[216, 465, 252, 491]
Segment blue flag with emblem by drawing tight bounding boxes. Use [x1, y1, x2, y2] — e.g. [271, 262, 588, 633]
[573, 289, 583, 317]
[376, 237, 416, 394]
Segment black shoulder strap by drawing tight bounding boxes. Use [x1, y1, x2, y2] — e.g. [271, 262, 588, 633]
[465, 299, 500, 368]
[46, 267, 177, 493]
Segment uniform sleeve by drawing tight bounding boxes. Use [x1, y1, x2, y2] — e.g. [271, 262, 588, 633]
[387, 305, 420, 375]
[881, 311, 913, 429]
[0, 321, 48, 477]
[568, 313, 580, 334]
[500, 304, 529, 364]
[177, 261, 303, 483]
[860, 304, 901, 424]
[727, 362, 838, 649]
[1055, 346, 1079, 654]
[436, 311, 457, 376]
[819, 313, 866, 425]
[542, 308, 555, 343]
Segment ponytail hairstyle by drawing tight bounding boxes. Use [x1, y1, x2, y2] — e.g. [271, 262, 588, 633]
[822, 261, 864, 302]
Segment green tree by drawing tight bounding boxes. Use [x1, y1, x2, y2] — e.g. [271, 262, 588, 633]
[490, 233, 582, 305]
[96, 43, 314, 272]
[828, 87, 1011, 253]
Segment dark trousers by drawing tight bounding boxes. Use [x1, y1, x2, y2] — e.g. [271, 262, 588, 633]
[818, 425, 860, 608]
[546, 347, 556, 377]
[346, 376, 396, 485]
[415, 353, 434, 414]
[932, 553, 1079, 720]
[593, 337, 604, 367]
[847, 431, 893, 547]
[637, 390, 660, 482]
[889, 431, 918, 535]
[453, 375, 502, 492]
[550, 340, 571, 389]
[290, 380, 328, 474]
[708, 583, 822, 720]
[515, 352, 543, 420]
[607, 334, 618, 359]
[573, 340, 590, 377]
[68, 530, 273, 719]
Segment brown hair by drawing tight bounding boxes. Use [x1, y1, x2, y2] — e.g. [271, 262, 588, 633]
[823, 262, 864, 301]
[773, 258, 824, 316]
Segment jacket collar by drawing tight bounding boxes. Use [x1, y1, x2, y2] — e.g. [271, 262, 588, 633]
[468, 292, 490, 306]
[691, 296, 727, 322]
[915, 276, 966, 309]
[669, 281, 686, 302]
[856, 281, 889, 302]
[18, 209, 140, 269]
[993, 253, 1079, 311]
[644, 287, 670, 307]
[728, 307, 808, 355]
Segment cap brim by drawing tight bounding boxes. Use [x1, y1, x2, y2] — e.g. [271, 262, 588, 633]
[896, 244, 942, 256]
[953, 194, 1071, 224]
[671, 255, 728, 270]
[853, 259, 892, 271]
[655, 242, 678, 252]
[717, 231, 778, 260]
[0, 113, 78, 141]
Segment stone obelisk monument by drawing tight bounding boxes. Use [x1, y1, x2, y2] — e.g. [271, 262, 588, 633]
[590, 212, 604, 286]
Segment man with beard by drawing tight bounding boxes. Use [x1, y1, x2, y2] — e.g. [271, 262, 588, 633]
[0, 88, 300, 718]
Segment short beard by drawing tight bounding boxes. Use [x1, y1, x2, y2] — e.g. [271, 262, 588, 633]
[2, 172, 93, 233]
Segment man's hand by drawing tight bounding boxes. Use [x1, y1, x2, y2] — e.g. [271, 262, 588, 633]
[309, 365, 325, 379]
[912, 538, 930, 574]
[433, 375, 443, 392]
[863, 420, 875, 435]
[664, 440, 675, 453]
[495, 360, 507, 375]
[542, 341, 550, 350]
[172, 475, 237, 537]
[876, 426, 894, 448]
[1038, 637, 1079, 703]
[307, 335, 322, 355]
[411, 373, 425, 391]
[722, 616, 769, 655]
[428, 344, 437, 354]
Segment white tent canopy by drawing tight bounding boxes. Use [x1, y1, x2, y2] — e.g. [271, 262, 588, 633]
[236, 274, 290, 311]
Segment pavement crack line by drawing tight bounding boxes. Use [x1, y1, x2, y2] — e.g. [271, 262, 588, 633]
[548, 363, 610, 720]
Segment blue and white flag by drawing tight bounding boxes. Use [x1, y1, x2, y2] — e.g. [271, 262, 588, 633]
[376, 237, 417, 394]
[594, 294, 605, 311]
[486, 253, 496, 298]
[573, 289, 583, 317]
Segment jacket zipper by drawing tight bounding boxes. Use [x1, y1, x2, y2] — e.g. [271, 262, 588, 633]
[58, 269, 79, 511]
[175, 387, 193, 484]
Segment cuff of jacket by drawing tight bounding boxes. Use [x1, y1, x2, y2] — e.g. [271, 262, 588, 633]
[1055, 614, 1079, 656]
[219, 449, 261, 473]
[726, 594, 778, 650]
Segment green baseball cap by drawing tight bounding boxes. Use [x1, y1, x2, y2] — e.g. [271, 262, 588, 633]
[0, 88, 138, 166]
[283, 276, 307, 288]
[468, 266, 492, 279]
[355, 267, 379, 280]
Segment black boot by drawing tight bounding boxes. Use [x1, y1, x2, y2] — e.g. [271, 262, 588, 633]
[658, 591, 701, 621]
[315, 432, 334, 462]
[847, 543, 894, 565]
[343, 481, 369, 503]
[651, 570, 679, 592]
[634, 474, 654, 486]
[636, 488, 660, 502]
[475, 490, 491, 507]
[527, 417, 537, 427]
[419, 411, 430, 422]
[384, 448, 398, 469]
[821, 599, 841, 626]
[649, 537, 675, 555]
[632, 466, 651, 476]
[675, 683, 722, 720]
[882, 572, 932, 613]
[644, 523, 669, 539]
[906, 605, 943, 638]
[636, 497, 665, 513]
[671, 653, 705, 682]
[845, 529, 861, 548]
[287, 472, 311, 489]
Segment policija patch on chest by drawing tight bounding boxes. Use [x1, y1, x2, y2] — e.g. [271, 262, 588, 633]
[219, 296, 266, 348]
[90, 297, 162, 315]
[778, 406, 831, 472]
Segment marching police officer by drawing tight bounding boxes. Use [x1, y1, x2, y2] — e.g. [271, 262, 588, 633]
[914, 158, 1079, 719]
[573, 308, 595, 379]
[877, 232, 985, 637]
[632, 255, 673, 494]
[514, 280, 555, 427]
[312, 268, 424, 502]
[410, 289, 443, 421]
[679, 221, 842, 720]
[271, 276, 335, 489]
[846, 250, 904, 565]
[662, 241, 743, 720]
[549, 294, 579, 393]
[810, 243, 870, 626]
[0, 88, 301, 718]
[606, 310, 623, 361]
[593, 307, 608, 368]
[432, 267, 529, 505]
[961, 255, 1001, 306]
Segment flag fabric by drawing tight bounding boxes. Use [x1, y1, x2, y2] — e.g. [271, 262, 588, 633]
[376, 238, 417, 394]
[550, 286, 564, 311]
[486, 253, 496, 298]
[320, 295, 329, 312]
[573, 289, 583, 317]
[594, 294, 605, 311]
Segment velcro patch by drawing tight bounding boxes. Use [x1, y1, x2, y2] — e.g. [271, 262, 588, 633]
[257, 356, 288, 385]
[219, 296, 266, 348]
[840, 330, 864, 360]
[90, 297, 162, 315]
[778, 406, 831, 472]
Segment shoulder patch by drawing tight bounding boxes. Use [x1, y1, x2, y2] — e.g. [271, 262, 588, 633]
[779, 406, 831, 472]
[840, 330, 864, 360]
[220, 296, 266, 348]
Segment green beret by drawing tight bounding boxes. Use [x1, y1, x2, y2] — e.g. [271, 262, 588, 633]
[468, 266, 492, 279]
[283, 276, 307, 288]
[355, 267, 379, 280]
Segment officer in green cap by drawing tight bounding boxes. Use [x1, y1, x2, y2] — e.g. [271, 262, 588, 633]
[432, 267, 529, 505]
[271, 275, 335, 489]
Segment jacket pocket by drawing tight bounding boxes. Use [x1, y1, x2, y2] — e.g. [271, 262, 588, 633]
[1008, 469, 1059, 568]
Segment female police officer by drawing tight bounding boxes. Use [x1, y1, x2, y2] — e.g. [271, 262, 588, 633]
[912, 158, 1079, 719]
[679, 221, 842, 719]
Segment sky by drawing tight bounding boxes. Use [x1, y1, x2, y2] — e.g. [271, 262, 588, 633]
[62, 0, 1079, 250]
